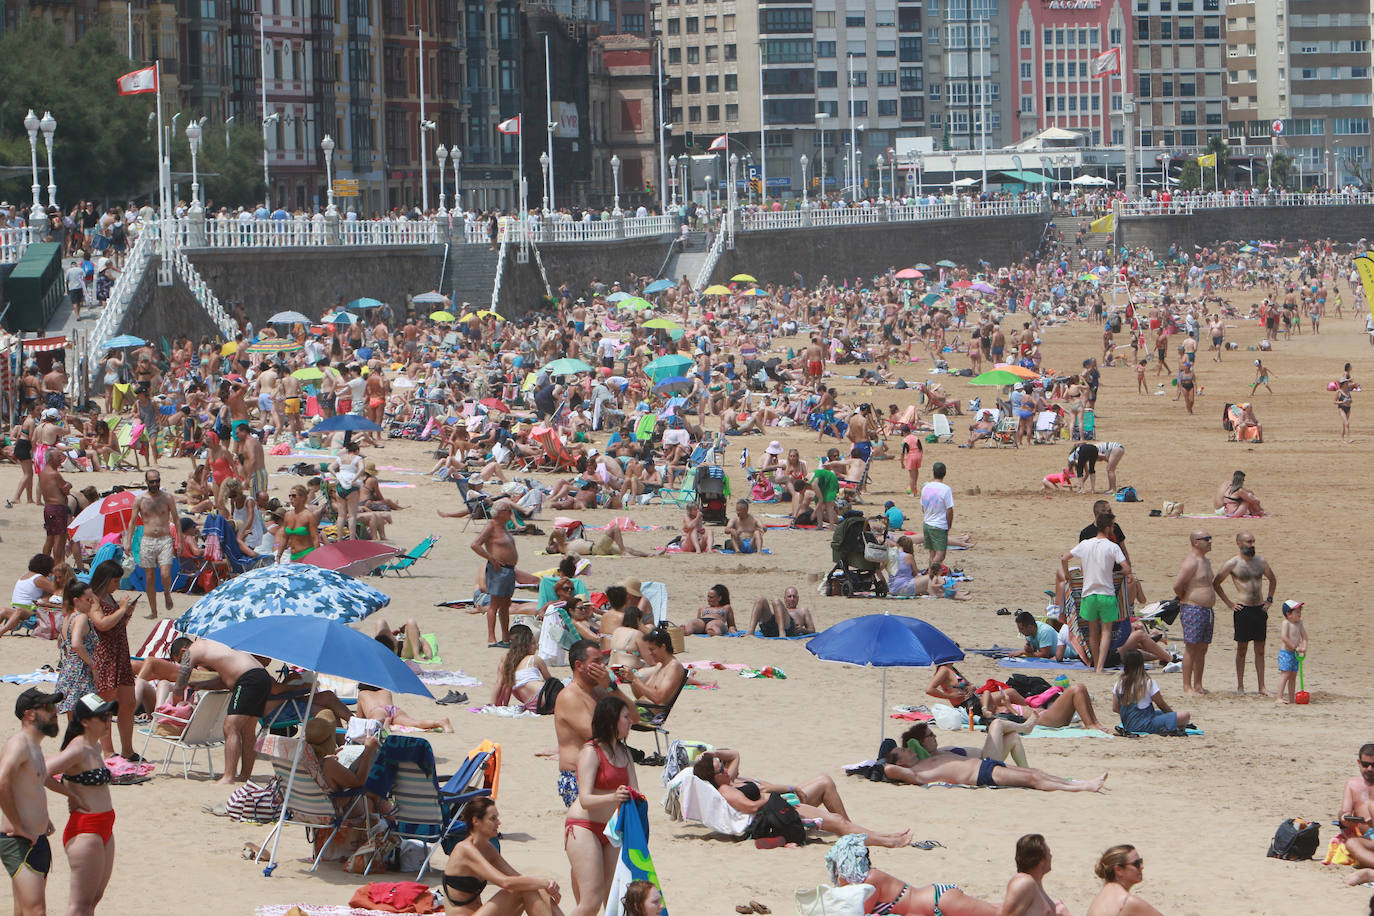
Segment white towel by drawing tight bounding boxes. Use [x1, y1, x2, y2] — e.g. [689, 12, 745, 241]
[662, 770, 753, 836]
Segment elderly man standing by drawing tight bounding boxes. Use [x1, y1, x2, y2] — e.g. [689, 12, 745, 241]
[1171, 530, 1218, 696]
[1212, 530, 1277, 696]
[472, 499, 519, 648]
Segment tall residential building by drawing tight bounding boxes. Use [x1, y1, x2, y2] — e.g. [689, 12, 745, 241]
[1131, 0, 1225, 158]
[925, 0, 1013, 150]
[1011, 0, 1130, 145]
[654, 0, 757, 164]
[589, 32, 664, 207]
[1225, 0, 1373, 187]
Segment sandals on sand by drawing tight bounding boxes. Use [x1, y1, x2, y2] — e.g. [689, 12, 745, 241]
[735, 904, 771, 914]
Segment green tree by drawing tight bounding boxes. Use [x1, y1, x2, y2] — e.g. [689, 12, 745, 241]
[1178, 160, 1203, 191]
[166, 121, 267, 210]
[1255, 153, 1292, 189]
[0, 19, 158, 205]
[1206, 135, 1231, 189]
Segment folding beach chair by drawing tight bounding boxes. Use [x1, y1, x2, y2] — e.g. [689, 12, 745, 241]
[256, 736, 369, 872]
[372, 534, 440, 576]
[931, 413, 953, 443]
[137, 689, 232, 779]
[530, 426, 580, 472]
[632, 667, 688, 756]
[453, 477, 492, 531]
[987, 415, 1019, 448]
[362, 735, 457, 877]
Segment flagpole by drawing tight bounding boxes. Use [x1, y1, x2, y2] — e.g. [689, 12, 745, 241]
[154, 59, 167, 246]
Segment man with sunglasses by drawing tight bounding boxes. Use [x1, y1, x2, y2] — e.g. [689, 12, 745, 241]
[1172, 529, 1218, 697]
[0, 688, 63, 915]
[1340, 745, 1374, 868]
[130, 468, 181, 618]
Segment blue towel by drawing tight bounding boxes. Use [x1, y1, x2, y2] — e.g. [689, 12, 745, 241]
[997, 657, 1092, 671]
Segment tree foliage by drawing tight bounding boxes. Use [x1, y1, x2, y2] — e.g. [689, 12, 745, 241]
[166, 122, 267, 211]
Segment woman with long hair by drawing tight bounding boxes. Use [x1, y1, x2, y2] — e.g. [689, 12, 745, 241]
[620, 881, 663, 916]
[441, 796, 563, 915]
[0, 554, 57, 637]
[1085, 844, 1164, 915]
[330, 439, 365, 539]
[46, 694, 119, 916]
[1112, 649, 1191, 735]
[55, 581, 100, 723]
[87, 560, 139, 759]
[565, 697, 638, 916]
[492, 625, 549, 706]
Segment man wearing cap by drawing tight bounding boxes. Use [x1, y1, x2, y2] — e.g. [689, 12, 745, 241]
[472, 500, 520, 647]
[0, 687, 63, 913]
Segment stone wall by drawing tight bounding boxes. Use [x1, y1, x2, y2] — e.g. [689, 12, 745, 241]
[526, 237, 678, 300]
[716, 213, 1051, 285]
[127, 260, 222, 345]
[1121, 205, 1374, 251]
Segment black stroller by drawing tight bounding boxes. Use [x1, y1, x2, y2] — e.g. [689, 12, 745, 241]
[694, 464, 730, 524]
[823, 511, 888, 597]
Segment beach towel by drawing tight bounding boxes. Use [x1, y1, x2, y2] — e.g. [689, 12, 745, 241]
[966, 646, 1018, 658]
[684, 661, 748, 671]
[604, 796, 668, 916]
[997, 658, 1091, 672]
[725, 629, 816, 640]
[0, 668, 59, 685]
[257, 907, 420, 916]
[664, 769, 753, 836]
[470, 705, 539, 718]
[416, 669, 482, 688]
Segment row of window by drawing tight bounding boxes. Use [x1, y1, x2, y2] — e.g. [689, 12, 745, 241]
[1137, 76, 1201, 97]
[1137, 20, 1221, 40]
[679, 73, 739, 94]
[1134, 0, 1220, 11]
[1040, 27, 1101, 47]
[811, 40, 907, 58]
[665, 14, 733, 35]
[665, 44, 737, 64]
[927, 0, 998, 18]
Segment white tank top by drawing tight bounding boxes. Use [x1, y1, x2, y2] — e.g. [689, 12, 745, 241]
[11, 575, 46, 606]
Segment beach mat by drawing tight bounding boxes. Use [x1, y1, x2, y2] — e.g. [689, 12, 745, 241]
[997, 658, 1091, 672]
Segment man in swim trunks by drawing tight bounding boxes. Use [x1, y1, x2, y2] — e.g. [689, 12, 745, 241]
[883, 746, 1106, 792]
[280, 368, 303, 439]
[471, 500, 520, 647]
[235, 423, 269, 499]
[170, 637, 270, 785]
[130, 468, 180, 617]
[748, 587, 815, 637]
[553, 641, 626, 806]
[38, 449, 72, 565]
[1171, 529, 1217, 697]
[1211, 530, 1277, 696]
[0, 687, 62, 915]
[724, 499, 765, 554]
[805, 336, 826, 382]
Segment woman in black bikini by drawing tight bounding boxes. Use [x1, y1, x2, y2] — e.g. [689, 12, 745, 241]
[441, 796, 563, 916]
[11, 408, 35, 505]
[46, 694, 119, 916]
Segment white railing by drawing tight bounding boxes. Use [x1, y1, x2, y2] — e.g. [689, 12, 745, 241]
[498, 214, 678, 245]
[87, 227, 157, 383]
[738, 196, 1048, 231]
[0, 227, 33, 263]
[491, 240, 507, 313]
[167, 248, 237, 338]
[695, 230, 725, 291]
[622, 215, 677, 238]
[185, 218, 440, 248]
[1121, 190, 1374, 216]
[339, 219, 441, 246]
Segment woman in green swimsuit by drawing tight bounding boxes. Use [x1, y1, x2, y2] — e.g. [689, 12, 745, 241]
[278, 484, 320, 562]
[826, 834, 997, 916]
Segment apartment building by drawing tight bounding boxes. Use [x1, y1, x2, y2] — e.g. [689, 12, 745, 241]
[1226, 0, 1373, 186]
[589, 32, 662, 207]
[924, 0, 1014, 151]
[1131, 0, 1225, 160]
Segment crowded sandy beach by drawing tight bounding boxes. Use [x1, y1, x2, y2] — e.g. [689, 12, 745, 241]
[1, 228, 1371, 916]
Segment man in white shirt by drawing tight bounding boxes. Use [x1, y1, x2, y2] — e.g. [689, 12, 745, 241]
[63, 260, 86, 320]
[1061, 514, 1133, 674]
[918, 461, 954, 572]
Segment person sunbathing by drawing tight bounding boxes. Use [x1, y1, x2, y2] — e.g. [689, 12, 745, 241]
[546, 525, 648, 557]
[723, 499, 765, 554]
[356, 683, 452, 732]
[693, 750, 913, 848]
[826, 833, 998, 916]
[549, 479, 603, 510]
[883, 744, 1106, 792]
[682, 584, 736, 636]
[747, 587, 816, 637]
[895, 717, 1039, 768]
[1215, 470, 1264, 517]
[374, 617, 436, 662]
[965, 411, 997, 448]
[978, 679, 1108, 732]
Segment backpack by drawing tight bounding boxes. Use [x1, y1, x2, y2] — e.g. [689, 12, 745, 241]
[1115, 486, 1139, 502]
[534, 677, 564, 715]
[749, 792, 808, 847]
[1006, 674, 1053, 697]
[1267, 818, 1320, 861]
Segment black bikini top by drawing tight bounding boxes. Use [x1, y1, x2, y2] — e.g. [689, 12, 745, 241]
[67, 767, 112, 786]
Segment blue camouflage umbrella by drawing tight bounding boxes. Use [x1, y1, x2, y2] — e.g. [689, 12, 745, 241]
[312, 414, 383, 433]
[172, 563, 391, 636]
[654, 375, 692, 394]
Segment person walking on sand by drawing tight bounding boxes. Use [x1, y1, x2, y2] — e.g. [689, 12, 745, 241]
[1249, 359, 1273, 395]
[1171, 530, 1217, 697]
[39, 450, 72, 565]
[128, 469, 179, 617]
[1211, 530, 1277, 696]
[471, 500, 520, 648]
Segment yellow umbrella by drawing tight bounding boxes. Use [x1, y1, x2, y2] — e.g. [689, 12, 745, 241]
[292, 367, 324, 381]
[730, 273, 757, 283]
[703, 284, 732, 295]
[643, 318, 683, 330]
[220, 341, 238, 356]
[475, 310, 505, 320]
[429, 310, 456, 322]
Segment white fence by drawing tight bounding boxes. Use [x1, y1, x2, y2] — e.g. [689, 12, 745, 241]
[1121, 191, 1374, 216]
[86, 227, 156, 381]
[0, 227, 33, 263]
[167, 247, 237, 338]
[497, 214, 678, 245]
[738, 196, 1049, 232]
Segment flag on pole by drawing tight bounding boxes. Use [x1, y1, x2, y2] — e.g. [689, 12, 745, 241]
[496, 115, 521, 135]
[1091, 47, 1121, 77]
[1198, 153, 1217, 168]
[1354, 253, 1374, 323]
[1090, 213, 1115, 234]
[116, 65, 158, 95]
[708, 134, 728, 151]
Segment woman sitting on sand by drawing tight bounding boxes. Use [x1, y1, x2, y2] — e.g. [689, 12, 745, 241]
[1085, 844, 1164, 916]
[692, 750, 913, 848]
[928, 662, 1108, 731]
[1215, 470, 1264, 517]
[492, 625, 550, 707]
[889, 538, 972, 599]
[604, 606, 650, 673]
[682, 583, 736, 636]
[443, 797, 563, 916]
[826, 834, 998, 916]
[1111, 649, 1191, 735]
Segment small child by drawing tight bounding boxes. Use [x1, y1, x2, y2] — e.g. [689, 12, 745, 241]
[1042, 467, 1075, 494]
[1275, 599, 1309, 705]
[1136, 359, 1148, 395]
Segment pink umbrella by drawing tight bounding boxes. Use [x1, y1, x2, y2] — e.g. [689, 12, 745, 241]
[970, 281, 997, 293]
[894, 268, 924, 280]
[301, 541, 399, 578]
[951, 280, 973, 289]
[68, 490, 138, 543]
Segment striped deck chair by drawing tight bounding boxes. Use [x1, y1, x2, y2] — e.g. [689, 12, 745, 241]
[255, 736, 369, 873]
[530, 426, 580, 472]
[362, 735, 451, 877]
[103, 416, 139, 470]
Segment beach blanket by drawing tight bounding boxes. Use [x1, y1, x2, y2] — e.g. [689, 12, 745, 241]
[435, 598, 539, 610]
[379, 483, 416, 489]
[604, 796, 668, 916]
[1120, 724, 1204, 737]
[997, 658, 1091, 671]
[416, 669, 482, 688]
[715, 547, 773, 555]
[889, 710, 935, 722]
[721, 630, 815, 640]
[470, 705, 539, 718]
[257, 907, 427, 916]
[684, 661, 748, 671]
[0, 668, 58, 685]
[966, 646, 1018, 659]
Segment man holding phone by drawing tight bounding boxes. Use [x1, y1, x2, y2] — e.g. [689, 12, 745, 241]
[1341, 743, 1374, 867]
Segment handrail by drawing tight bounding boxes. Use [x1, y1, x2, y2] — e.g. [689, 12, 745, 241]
[0, 227, 33, 264]
[1120, 190, 1374, 216]
[490, 241, 507, 313]
[695, 230, 725, 291]
[531, 243, 553, 299]
[654, 236, 682, 281]
[167, 248, 237, 338]
[87, 227, 157, 384]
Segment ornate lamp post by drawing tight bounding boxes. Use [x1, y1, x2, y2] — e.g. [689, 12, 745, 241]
[24, 110, 44, 227]
[611, 153, 622, 216]
[40, 112, 57, 211]
[799, 153, 809, 208]
[436, 143, 449, 216]
[186, 118, 203, 217]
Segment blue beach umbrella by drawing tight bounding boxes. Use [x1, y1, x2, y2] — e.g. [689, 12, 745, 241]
[173, 563, 391, 636]
[103, 335, 147, 350]
[644, 278, 674, 294]
[346, 297, 384, 311]
[654, 375, 692, 394]
[312, 415, 384, 433]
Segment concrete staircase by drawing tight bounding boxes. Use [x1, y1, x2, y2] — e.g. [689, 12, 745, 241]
[666, 231, 710, 286]
[449, 244, 501, 311]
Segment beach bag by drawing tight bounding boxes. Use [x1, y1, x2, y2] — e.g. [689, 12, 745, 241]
[1114, 486, 1139, 502]
[534, 677, 564, 715]
[1007, 674, 1053, 696]
[793, 884, 873, 916]
[1267, 818, 1320, 860]
[225, 775, 284, 823]
[750, 791, 807, 847]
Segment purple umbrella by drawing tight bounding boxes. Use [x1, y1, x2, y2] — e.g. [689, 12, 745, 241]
[970, 281, 997, 294]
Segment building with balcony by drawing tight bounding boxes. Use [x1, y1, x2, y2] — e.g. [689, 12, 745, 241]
[1225, 0, 1372, 187]
[924, 0, 1014, 151]
[589, 32, 663, 207]
[1011, 0, 1130, 146]
[1132, 0, 1226, 177]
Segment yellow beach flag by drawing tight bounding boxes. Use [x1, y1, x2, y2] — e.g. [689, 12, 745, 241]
[1355, 253, 1374, 321]
[1198, 153, 1217, 168]
[1090, 213, 1115, 234]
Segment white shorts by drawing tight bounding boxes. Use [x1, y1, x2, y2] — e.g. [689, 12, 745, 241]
[258, 393, 274, 412]
[140, 535, 174, 569]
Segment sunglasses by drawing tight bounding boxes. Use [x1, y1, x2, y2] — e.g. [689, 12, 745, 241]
[1358, 760, 1374, 768]
[1193, 536, 1212, 542]
[1128, 858, 1144, 868]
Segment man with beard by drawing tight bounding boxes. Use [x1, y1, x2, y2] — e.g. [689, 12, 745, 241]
[1340, 744, 1374, 869]
[129, 468, 181, 617]
[1211, 530, 1277, 696]
[0, 688, 63, 914]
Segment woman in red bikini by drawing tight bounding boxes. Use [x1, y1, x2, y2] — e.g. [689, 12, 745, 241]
[564, 696, 638, 916]
[46, 694, 119, 916]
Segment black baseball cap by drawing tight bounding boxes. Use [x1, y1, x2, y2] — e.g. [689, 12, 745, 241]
[14, 687, 63, 718]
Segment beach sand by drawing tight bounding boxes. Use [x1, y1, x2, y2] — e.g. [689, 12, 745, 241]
[0, 297, 1367, 915]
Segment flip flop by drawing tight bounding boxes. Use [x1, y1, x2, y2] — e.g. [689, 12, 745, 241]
[910, 839, 946, 850]
[751, 902, 771, 914]
[736, 906, 753, 913]
[488, 640, 510, 649]
[996, 607, 1011, 616]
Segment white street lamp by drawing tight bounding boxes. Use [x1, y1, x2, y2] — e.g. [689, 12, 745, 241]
[815, 111, 830, 202]
[436, 143, 448, 216]
[1265, 150, 1273, 192]
[669, 155, 679, 208]
[39, 111, 56, 211]
[321, 133, 337, 216]
[412, 23, 430, 212]
[611, 153, 622, 216]
[186, 117, 203, 216]
[800, 153, 809, 208]
[24, 109, 44, 227]
[451, 147, 462, 212]
[875, 154, 885, 200]
[887, 148, 896, 203]
[539, 151, 550, 211]
[909, 151, 922, 198]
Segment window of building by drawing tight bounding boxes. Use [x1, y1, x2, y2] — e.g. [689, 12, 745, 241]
[852, 100, 867, 116]
[1162, 80, 1173, 97]
[760, 8, 811, 32]
[667, 18, 680, 34]
[687, 75, 700, 93]
[723, 14, 734, 29]
[686, 17, 698, 32]
[706, 74, 719, 91]
[818, 100, 839, 116]
[929, 112, 941, 127]
[901, 96, 924, 120]
[1020, 96, 1033, 112]
[1109, 27, 1121, 44]
[724, 73, 737, 90]
[900, 67, 923, 91]
[1136, 19, 1148, 40]
[878, 98, 898, 116]
[1180, 80, 1195, 96]
[623, 13, 645, 31]
[1019, 29, 1030, 46]
[851, 70, 868, 87]
[899, 9, 921, 31]
[726, 103, 739, 120]
[819, 70, 838, 87]
[669, 47, 681, 63]
[705, 45, 717, 61]
[670, 106, 683, 123]
[877, 40, 896, 56]
[1055, 61, 1064, 78]
[763, 39, 814, 62]
[847, 39, 867, 56]
[898, 37, 922, 61]
[1138, 75, 1150, 97]
[1336, 118, 1370, 135]
[1204, 25, 1219, 39]
[1159, 20, 1172, 39]
[725, 43, 736, 59]
[817, 41, 836, 57]
[1043, 27, 1052, 46]
[707, 104, 719, 120]
[1180, 108, 1196, 124]
[1020, 61, 1031, 79]
[878, 69, 897, 86]
[875, 11, 895, 27]
[1044, 61, 1053, 77]
[704, 15, 717, 31]
[689, 106, 701, 122]
[687, 46, 699, 62]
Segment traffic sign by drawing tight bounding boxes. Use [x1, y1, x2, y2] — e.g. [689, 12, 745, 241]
[1271, 120, 1284, 135]
[332, 179, 359, 196]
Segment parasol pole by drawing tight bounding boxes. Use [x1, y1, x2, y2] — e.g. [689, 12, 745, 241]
[880, 667, 888, 741]
[261, 678, 319, 876]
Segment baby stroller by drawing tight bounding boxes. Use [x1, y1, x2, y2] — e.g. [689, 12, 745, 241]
[824, 511, 888, 597]
[694, 464, 730, 525]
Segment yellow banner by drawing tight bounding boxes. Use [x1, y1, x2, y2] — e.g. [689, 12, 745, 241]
[1355, 253, 1374, 322]
[1090, 213, 1115, 234]
[1198, 153, 1217, 167]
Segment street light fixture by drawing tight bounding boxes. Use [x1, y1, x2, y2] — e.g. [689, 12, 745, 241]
[1265, 150, 1273, 192]
[669, 155, 679, 208]
[412, 23, 430, 212]
[539, 151, 550, 211]
[186, 117, 203, 217]
[800, 153, 809, 208]
[24, 109, 44, 227]
[436, 143, 448, 216]
[451, 148, 462, 213]
[815, 111, 830, 202]
[39, 112, 56, 211]
[611, 153, 622, 216]
[875, 154, 885, 199]
[321, 133, 337, 216]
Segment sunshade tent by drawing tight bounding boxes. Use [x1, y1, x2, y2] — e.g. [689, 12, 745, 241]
[542, 357, 595, 376]
[1070, 174, 1112, 186]
[172, 563, 392, 636]
[268, 311, 312, 325]
[970, 369, 1026, 387]
[205, 615, 431, 875]
[807, 612, 963, 739]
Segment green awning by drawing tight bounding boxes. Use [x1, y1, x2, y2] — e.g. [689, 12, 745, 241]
[1000, 170, 1053, 184]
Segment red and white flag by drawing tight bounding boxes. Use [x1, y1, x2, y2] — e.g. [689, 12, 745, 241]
[116, 65, 159, 95]
[496, 115, 521, 135]
[708, 134, 728, 151]
[1091, 47, 1121, 78]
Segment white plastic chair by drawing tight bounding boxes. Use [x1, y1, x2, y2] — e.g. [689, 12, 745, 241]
[932, 413, 953, 442]
[138, 689, 231, 779]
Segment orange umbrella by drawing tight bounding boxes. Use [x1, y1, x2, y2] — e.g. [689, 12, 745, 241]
[994, 364, 1039, 380]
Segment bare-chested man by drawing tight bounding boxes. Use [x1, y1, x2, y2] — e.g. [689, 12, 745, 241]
[999, 834, 1072, 916]
[41, 362, 67, 410]
[235, 423, 268, 500]
[552, 640, 624, 807]
[280, 367, 304, 439]
[747, 586, 816, 637]
[1340, 743, 1374, 868]
[1211, 530, 1277, 695]
[804, 336, 826, 383]
[845, 405, 872, 460]
[170, 636, 271, 784]
[1172, 529, 1217, 696]
[129, 468, 180, 616]
[226, 374, 251, 432]
[254, 362, 282, 431]
[0, 688, 61, 916]
[317, 359, 339, 418]
[38, 450, 71, 564]
[723, 499, 764, 554]
[471, 500, 519, 646]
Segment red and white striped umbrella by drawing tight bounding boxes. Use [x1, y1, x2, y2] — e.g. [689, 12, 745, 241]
[68, 490, 138, 543]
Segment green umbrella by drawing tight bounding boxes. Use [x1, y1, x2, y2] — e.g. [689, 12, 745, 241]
[643, 318, 683, 330]
[646, 354, 694, 382]
[936, 259, 957, 268]
[618, 297, 653, 310]
[542, 357, 595, 376]
[970, 369, 1025, 387]
[921, 292, 942, 306]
